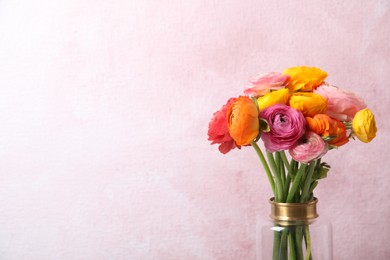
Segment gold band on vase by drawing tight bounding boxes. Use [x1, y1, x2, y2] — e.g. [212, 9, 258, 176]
[270, 197, 319, 224]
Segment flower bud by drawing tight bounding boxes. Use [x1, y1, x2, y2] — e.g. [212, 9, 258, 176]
[352, 108, 377, 143]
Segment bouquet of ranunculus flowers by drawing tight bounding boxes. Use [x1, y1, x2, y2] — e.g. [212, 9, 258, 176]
[207, 66, 377, 259]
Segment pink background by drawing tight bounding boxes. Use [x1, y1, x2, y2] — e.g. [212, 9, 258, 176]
[1, 1, 389, 259]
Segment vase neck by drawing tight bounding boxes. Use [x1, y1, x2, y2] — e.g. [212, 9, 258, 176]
[269, 197, 318, 225]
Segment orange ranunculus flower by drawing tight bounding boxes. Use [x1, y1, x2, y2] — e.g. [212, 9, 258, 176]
[257, 88, 289, 111]
[306, 114, 349, 147]
[226, 96, 260, 146]
[289, 92, 327, 117]
[352, 108, 377, 143]
[283, 66, 327, 92]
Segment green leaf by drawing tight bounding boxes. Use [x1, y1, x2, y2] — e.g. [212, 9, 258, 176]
[344, 121, 352, 130]
[309, 181, 318, 194]
[259, 118, 270, 132]
[316, 164, 330, 179]
[320, 162, 331, 169]
[322, 135, 337, 142]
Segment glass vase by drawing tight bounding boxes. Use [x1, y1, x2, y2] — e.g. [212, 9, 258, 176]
[257, 198, 332, 260]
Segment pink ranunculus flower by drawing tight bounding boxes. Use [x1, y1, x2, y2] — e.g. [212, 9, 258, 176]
[244, 72, 290, 96]
[260, 104, 306, 152]
[289, 131, 329, 163]
[314, 83, 367, 122]
[208, 98, 240, 154]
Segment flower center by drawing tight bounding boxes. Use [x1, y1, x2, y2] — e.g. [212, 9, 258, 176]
[275, 113, 288, 125]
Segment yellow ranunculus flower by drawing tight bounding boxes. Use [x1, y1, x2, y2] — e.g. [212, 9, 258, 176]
[289, 92, 327, 117]
[283, 66, 327, 92]
[257, 88, 289, 111]
[352, 108, 377, 143]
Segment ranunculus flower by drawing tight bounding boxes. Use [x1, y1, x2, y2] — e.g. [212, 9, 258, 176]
[208, 98, 240, 154]
[289, 92, 327, 117]
[352, 108, 377, 143]
[257, 88, 289, 111]
[306, 114, 349, 147]
[289, 131, 328, 163]
[226, 96, 260, 146]
[260, 104, 306, 152]
[244, 72, 290, 96]
[314, 83, 367, 122]
[283, 66, 327, 92]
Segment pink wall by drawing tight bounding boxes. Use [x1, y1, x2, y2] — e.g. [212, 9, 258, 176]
[0, 1, 389, 259]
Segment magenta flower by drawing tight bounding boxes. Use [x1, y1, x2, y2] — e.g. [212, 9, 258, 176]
[289, 131, 328, 163]
[260, 104, 306, 152]
[244, 72, 290, 96]
[208, 98, 240, 154]
[314, 83, 366, 122]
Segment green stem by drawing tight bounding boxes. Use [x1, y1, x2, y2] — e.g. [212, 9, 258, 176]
[274, 151, 280, 173]
[295, 227, 304, 260]
[251, 142, 275, 195]
[290, 160, 298, 178]
[282, 158, 296, 201]
[273, 229, 281, 260]
[286, 164, 307, 203]
[276, 152, 286, 188]
[282, 174, 291, 202]
[280, 151, 291, 173]
[304, 226, 312, 260]
[267, 152, 284, 202]
[300, 161, 316, 203]
[280, 229, 288, 260]
[288, 231, 297, 260]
